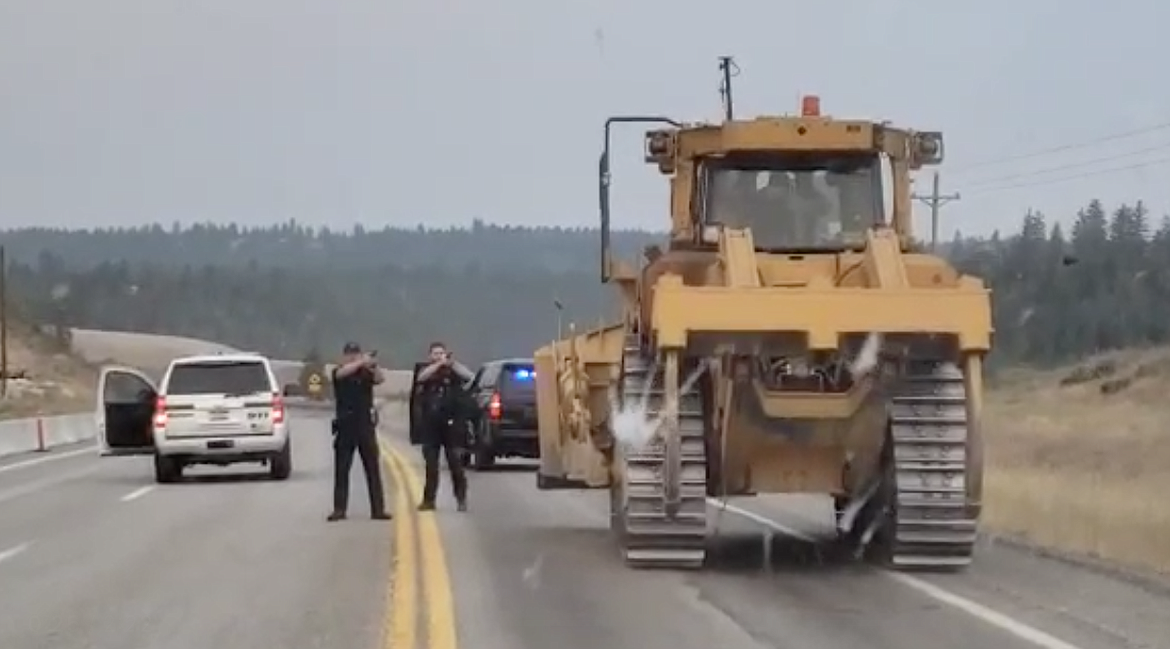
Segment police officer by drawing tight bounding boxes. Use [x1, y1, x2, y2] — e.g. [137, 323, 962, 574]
[327, 342, 391, 522]
[414, 341, 474, 512]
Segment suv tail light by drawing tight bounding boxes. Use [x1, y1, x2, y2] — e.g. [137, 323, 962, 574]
[271, 393, 285, 424]
[153, 396, 168, 429]
[488, 392, 502, 420]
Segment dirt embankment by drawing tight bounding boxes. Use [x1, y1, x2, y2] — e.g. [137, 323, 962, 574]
[984, 349, 1170, 576]
[1, 326, 240, 420]
[0, 326, 96, 419]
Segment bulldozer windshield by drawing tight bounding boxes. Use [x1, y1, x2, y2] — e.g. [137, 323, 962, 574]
[701, 153, 882, 251]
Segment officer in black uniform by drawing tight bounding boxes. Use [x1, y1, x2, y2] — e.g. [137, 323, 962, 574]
[327, 342, 391, 522]
[414, 341, 474, 512]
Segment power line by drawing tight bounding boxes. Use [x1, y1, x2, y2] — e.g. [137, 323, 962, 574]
[962, 155, 1170, 196]
[949, 120, 1170, 174]
[962, 141, 1170, 189]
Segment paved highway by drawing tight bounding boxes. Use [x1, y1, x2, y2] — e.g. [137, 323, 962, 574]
[1, 406, 1168, 649]
[0, 410, 389, 649]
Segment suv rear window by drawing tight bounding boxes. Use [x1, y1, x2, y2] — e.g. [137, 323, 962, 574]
[165, 361, 272, 396]
[498, 363, 536, 397]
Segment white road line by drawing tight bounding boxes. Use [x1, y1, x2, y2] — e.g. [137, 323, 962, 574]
[0, 446, 96, 474]
[711, 499, 1084, 649]
[120, 485, 155, 502]
[888, 572, 1083, 649]
[0, 542, 31, 565]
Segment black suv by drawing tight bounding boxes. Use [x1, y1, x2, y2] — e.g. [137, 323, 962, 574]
[465, 358, 539, 470]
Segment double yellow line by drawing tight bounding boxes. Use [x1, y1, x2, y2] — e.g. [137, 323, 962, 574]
[380, 440, 458, 649]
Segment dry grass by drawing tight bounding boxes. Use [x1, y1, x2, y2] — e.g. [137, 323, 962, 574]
[0, 325, 97, 420]
[984, 348, 1170, 575]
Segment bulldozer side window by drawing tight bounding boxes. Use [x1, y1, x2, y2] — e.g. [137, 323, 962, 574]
[103, 370, 156, 449]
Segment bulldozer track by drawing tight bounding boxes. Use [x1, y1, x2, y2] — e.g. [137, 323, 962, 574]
[885, 361, 978, 569]
[614, 337, 708, 569]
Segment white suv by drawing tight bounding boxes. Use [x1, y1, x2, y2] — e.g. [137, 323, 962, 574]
[97, 353, 293, 483]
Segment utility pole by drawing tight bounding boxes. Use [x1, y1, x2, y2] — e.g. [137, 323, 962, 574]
[1, 245, 7, 398]
[717, 56, 737, 121]
[553, 298, 564, 340]
[911, 172, 960, 251]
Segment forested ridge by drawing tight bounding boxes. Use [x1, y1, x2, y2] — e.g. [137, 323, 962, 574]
[0, 220, 661, 274]
[0, 200, 1163, 369]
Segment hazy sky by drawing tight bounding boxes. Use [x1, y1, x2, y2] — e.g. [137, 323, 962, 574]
[2, 0, 1168, 240]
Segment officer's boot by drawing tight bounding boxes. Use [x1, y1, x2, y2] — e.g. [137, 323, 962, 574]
[454, 471, 468, 512]
[418, 478, 437, 511]
[418, 479, 437, 511]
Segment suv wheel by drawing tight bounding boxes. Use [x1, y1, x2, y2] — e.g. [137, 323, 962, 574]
[270, 441, 293, 480]
[154, 454, 182, 483]
[472, 421, 496, 471]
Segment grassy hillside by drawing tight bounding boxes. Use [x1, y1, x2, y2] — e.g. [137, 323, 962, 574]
[984, 348, 1170, 575]
[1, 323, 96, 419]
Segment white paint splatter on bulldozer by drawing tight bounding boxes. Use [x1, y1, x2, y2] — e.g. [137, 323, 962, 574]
[609, 335, 884, 453]
[608, 360, 709, 453]
[849, 332, 884, 379]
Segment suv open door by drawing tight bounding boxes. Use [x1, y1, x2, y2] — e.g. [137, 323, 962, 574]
[96, 365, 158, 456]
[408, 361, 428, 445]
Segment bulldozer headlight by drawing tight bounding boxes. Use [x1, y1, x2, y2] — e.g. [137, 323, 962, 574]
[644, 129, 674, 163]
[913, 131, 945, 165]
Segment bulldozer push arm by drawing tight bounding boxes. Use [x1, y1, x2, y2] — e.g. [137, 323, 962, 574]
[649, 230, 992, 354]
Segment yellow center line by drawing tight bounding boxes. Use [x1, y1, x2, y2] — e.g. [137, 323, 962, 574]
[384, 442, 460, 649]
[382, 443, 418, 649]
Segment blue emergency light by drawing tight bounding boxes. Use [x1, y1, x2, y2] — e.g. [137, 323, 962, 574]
[513, 368, 534, 380]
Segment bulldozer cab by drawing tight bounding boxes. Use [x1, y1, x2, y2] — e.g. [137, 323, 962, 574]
[698, 153, 881, 252]
[595, 99, 946, 278]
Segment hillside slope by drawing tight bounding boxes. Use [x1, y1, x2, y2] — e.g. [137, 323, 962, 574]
[1, 326, 247, 420]
[984, 348, 1170, 575]
[1, 324, 96, 418]
[70, 328, 240, 379]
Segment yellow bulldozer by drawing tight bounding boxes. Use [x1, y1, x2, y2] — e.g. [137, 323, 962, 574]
[532, 60, 992, 571]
